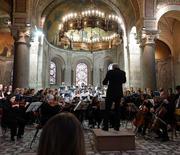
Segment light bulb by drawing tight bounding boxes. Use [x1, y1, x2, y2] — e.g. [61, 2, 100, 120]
[92, 10, 95, 15]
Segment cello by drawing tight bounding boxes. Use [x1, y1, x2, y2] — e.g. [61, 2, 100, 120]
[133, 104, 148, 128]
[151, 101, 167, 131]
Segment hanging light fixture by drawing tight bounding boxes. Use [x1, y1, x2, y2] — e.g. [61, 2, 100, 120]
[58, 2, 123, 51]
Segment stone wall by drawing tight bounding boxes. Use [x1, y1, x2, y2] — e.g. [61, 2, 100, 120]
[32, 39, 124, 88]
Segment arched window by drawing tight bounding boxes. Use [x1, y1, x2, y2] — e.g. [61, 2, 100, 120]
[76, 63, 88, 86]
[50, 61, 56, 84]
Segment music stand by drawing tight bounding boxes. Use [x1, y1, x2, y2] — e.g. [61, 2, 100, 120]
[26, 102, 42, 113]
[28, 102, 42, 149]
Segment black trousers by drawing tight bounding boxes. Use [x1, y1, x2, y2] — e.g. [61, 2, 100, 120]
[10, 119, 25, 139]
[103, 96, 121, 129]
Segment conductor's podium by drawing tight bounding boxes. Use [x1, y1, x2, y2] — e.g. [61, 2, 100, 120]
[93, 128, 135, 151]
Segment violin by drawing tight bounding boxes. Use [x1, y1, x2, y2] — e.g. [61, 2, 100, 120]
[12, 100, 26, 108]
[11, 101, 19, 108]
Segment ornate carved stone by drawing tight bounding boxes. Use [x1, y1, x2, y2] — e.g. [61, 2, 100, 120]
[10, 26, 31, 46]
[141, 29, 158, 46]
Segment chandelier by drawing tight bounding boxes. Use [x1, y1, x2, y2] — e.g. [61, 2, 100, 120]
[58, 9, 123, 51]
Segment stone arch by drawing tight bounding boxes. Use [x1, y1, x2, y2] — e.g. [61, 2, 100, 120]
[72, 57, 93, 85]
[155, 39, 173, 89]
[51, 55, 66, 69]
[50, 56, 66, 85]
[155, 5, 180, 29]
[102, 56, 113, 70]
[157, 37, 173, 56]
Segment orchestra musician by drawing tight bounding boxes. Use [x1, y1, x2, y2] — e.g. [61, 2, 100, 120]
[152, 91, 170, 141]
[1, 95, 26, 141]
[40, 94, 61, 126]
[87, 96, 101, 128]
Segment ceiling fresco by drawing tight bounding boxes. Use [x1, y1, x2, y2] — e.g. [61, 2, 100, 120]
[0, 32, 14, 58]
[0, 0, 13, 59]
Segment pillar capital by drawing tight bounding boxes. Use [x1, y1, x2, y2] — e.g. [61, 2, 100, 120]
[141, 29, 158, 47]
[11, 26, 30, 44]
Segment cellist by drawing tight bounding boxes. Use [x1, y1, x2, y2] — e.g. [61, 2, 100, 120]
[153, 91, 170, 141]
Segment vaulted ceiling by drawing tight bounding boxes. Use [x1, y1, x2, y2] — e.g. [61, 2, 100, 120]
[32, 0, 141, 32]
[158, 10, 180, 56]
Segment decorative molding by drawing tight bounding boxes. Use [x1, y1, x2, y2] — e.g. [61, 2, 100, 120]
[141, 29, 159, 46]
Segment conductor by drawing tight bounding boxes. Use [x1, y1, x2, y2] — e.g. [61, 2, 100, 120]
[102, 63, 126, 131]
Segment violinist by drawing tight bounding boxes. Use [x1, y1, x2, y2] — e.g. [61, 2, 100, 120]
[40, 94, 61, 126]
[1, 95, 26, 141]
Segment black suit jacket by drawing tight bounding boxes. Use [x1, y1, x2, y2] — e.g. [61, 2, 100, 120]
[103, 68, 126, 99]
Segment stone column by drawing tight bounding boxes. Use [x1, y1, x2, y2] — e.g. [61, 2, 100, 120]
[13, 31, 30, 89]
[71, 69, 74, 85]
[64, 52, 72, 85]
[142, 34, 157, 90]
[91, 70, 93, 85]
[61, 68, 65, 84]
[140, 44, 144, 89]
[99, 68, 104, 87]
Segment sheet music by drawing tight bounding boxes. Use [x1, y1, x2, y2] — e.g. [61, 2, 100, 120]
[26, 102, 43, 112]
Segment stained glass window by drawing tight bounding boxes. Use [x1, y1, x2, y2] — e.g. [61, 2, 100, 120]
[50, 61, 56, 84]
[76, 63, 88, 86]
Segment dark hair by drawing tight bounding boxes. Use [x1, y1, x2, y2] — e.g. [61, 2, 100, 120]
[37, 112, 86, 155]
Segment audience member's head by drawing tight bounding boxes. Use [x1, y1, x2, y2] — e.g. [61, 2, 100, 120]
[37, 112, 86, 155]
